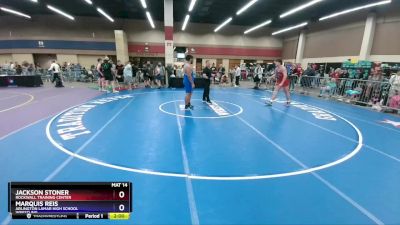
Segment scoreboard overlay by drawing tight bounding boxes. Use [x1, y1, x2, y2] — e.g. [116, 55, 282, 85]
[8, 182, 132, 220]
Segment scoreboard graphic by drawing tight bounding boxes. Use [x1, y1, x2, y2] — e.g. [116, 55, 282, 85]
[8, 182, 132, 220]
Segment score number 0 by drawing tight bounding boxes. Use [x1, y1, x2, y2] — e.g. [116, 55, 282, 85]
[118, 191, 125, 211]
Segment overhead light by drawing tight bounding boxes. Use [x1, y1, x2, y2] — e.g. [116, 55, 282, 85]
[319, 0, 391, 21]
[84, 0, 93, 5]
[47, 5, 75, 20]
[280, 0, 323, 18]
[97, 7, 114, 22]
[146, 11, 155, 28]
[214, 17, 233, 32]
[0, 7, 31, 19]
[272, 22, 308, 35]
[236, 0, 258, 15]
[244, 19, 272, 34]
[29, 0, 38, 2]
[182, 15, 190, 31]
[188, 0, 197, 12]
[140, 0, 147, 9]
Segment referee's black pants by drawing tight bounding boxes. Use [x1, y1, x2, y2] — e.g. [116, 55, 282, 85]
[203, 79, 211, 101]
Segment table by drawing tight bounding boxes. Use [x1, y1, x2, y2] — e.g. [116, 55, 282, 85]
[0, 75, 43, 87]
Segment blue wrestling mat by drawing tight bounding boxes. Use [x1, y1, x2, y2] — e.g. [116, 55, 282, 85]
[1, 88, 399, 225]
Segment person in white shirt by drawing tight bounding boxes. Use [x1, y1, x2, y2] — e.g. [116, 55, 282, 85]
[48, 60, 64, 87]
[254, 63, 264, 89]
[123, 61, 133, 90]
[10, 62, 15, 70]
[235, 65, 241, 87]
[3, 61, 10, 71]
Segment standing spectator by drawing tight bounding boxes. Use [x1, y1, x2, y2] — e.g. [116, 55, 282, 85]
[229, 67, 235, 86]
[2, 61, 9, 71]
[291, 64, 303, 91]
[300, 65, 315, 93]
[21, 61, 29, 75]
[211, 63, 217, 84]
[158, 62, 166, 87]
[123, 61, 133, 90]
[148, 62, 155, 87]
[253, 63, 263, 89]
[154, 62, 163, 89]
[48, 60, 64, 87]
[235, 65, 241, 87]
[365, 66, 383, 102]
[248, 63, 255, 80]
[15, 63, 23, 75]
[101, 57, 118, 93]
[10, 62, 16, 73]
[96, 58, 104, 91]
[115, 60, 125, 86]
[176, 66, 183, 77]
[27, 63, 35, 75]
[132, 63, 139, 88]
[115, 60, 125, 87]
[143, 63, 151, 88]
[241, 63, 247, 80]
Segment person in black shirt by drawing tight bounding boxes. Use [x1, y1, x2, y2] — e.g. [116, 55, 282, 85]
[202, 60, 212, 104]
[143, 63, 151, 88]
[101, 57, 118, 93]
[115, 60, 124, 83]
[132, 63, 138, 88]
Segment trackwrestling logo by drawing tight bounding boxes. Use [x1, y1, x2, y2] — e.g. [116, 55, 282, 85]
[55, 94, 134, 140]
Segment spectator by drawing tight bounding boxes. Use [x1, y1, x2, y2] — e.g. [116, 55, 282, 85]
[229, 67, 235, 86]
[15, 64, 23, 75]
[235, 65, 241, 87]
[10, 62, 16, 72]
[253, 63, 263, 89]
[388, 90, 400, 110]
[96, 58, 104, 91]
[319, 78, 337, 97]
[211, 63, 217, 84]
[115, 60, 125, 85]
[101, 57, 118, 93]
[365, 66, 383, 102]
[28, 64, 35, 75]
[154, 62, 163, 89]
[132, 63, 139, 88]
[158, 62, 166, 87]
[123, 61, 133, 90]
[143, 63, 151, 88]
[21, 61, 29, 75]
[300, 65, 315, 93]
[2, 61, 9, 71]
[389, 71, 400, 97]
[48, 60, 63, 87]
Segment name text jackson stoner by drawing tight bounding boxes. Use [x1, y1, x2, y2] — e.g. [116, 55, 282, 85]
[16, 190, 70, 195]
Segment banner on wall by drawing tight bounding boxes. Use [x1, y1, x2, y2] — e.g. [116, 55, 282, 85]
[350, 58, 359, 64]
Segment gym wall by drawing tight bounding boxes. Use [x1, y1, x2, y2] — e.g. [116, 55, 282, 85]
[282, 11, 400, 65]
[0, 15, 282, 67]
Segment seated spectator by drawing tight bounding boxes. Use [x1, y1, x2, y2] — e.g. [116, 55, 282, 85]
[345, 86, 362, 100]
[389, 71, 400, 97]
[388, 90, 400, 110]
[15, 64, 23, 75]
[319, 78, 337, 97]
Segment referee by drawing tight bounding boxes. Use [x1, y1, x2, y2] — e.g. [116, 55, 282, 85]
[202, 60, 212, 104]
